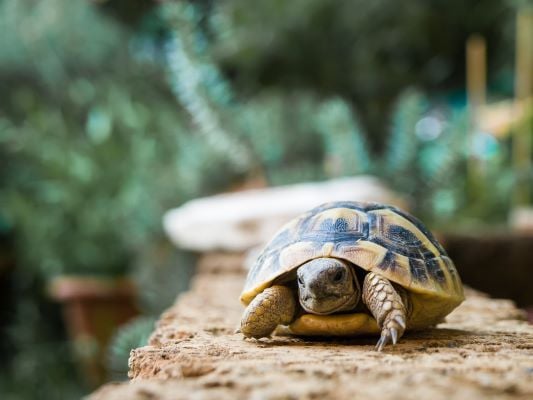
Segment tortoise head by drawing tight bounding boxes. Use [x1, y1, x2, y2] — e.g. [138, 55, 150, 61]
[296, 257, 360, 315]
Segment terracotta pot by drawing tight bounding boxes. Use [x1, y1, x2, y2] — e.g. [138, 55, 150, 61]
[441, 231, 533, 309]
[48, 276, 139, 387]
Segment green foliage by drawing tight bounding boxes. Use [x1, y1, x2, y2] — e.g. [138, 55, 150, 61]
[0, 0, 239, 278]
[208, 0, 514, 150]
[0, 271, 84, 400]
[161, 1, 515, 226]
[132, 238, 196, 316]
[381, 92, 515, 225]
[163, 2, 328, 185]
[107, 316, 156, 381]
[384, 91, 428, 179]
[0, 83, 179, 276]
[0, 0, 122, 86]
[382, 93, 470, 221]
[162, 2, 253, 172]
[316, 98, 371, 177]
[0, 1, 211, 398]
[237, 92, 328, 185]
[509, 0, 533, 9]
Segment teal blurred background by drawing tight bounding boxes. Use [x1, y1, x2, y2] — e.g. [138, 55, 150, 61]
[0, 0, 531, 398]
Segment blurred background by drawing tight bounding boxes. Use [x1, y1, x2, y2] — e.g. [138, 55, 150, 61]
[0, 0, 532, 398]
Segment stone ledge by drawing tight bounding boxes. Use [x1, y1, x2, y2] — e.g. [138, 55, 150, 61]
[91, 257, 533, 400]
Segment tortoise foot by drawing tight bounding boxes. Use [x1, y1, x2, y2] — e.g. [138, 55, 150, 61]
[362, 272, 409, 351]
[240, 285, 296, 339]
[375, 310, 406, 351]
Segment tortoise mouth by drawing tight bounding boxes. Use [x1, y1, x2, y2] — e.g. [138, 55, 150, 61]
[300, 290, 359, 315]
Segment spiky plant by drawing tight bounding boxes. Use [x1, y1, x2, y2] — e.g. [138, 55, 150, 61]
[315, 98, 371, 177]
[107, 317, 157, 381]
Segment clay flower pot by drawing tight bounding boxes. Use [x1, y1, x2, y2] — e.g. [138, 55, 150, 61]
[48, 276, 139, 387]
[441, 231, 533, 312]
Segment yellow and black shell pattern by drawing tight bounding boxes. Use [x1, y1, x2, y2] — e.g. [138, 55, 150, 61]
[240, 201, 464, 328]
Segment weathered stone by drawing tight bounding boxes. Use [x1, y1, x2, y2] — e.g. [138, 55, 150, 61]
[91, 254, 533, 400]
[163, 176, 406, 252]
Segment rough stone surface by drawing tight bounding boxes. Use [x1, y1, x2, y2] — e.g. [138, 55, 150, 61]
[91, 256, 533, 400]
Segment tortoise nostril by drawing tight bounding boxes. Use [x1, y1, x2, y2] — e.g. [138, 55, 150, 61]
[332, 270, 345, 283]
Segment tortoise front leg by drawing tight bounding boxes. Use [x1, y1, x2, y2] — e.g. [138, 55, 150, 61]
[362, 272, 411, 351]
[240, 285, 296, 339]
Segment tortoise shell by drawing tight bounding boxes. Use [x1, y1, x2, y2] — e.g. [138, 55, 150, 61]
[240, 201, 464, 330]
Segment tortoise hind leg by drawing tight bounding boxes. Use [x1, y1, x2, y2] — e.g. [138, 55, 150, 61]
[362, 272, 411, 351]
[240, 285, 296, 339]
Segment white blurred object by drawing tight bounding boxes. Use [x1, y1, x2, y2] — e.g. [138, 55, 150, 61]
[163, 176, 407, 252]
[509, 206, 533, 232]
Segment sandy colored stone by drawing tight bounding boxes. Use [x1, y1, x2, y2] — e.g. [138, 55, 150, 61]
[91, 256, 533, 400]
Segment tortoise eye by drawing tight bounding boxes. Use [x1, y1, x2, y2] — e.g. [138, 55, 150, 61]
[332, 270, 344, 282]
[298, 276, 304, 285]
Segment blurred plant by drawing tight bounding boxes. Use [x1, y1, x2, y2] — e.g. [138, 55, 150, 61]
[132, 237, 196, 316]
[163, 2, 329, 185]
[208, 0, 514, 152]
[510, 0, 533, 9]
[161, 1, 516, 226]
[383, 91, 429, 183]
[381, 91, 466, 220]
[0, 0, 237, 397]
[0, 271, 84, 400]
[0, 0, 239, 278]
[382, 91, 514, 226]
[315, 98, 371, 177]
[0, 0, 121, 86]
[107, 316, 156, 381]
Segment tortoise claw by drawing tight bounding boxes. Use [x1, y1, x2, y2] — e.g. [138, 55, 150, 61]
[390, 328, 398, 345]
[375, 331, 390, 352]
[375, 311, 406, 351]
[393, 315, 406, 329]
[375, 326, 401, 351]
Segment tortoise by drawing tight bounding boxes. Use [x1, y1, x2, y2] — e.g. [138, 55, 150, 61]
[239, 201, 464, 350]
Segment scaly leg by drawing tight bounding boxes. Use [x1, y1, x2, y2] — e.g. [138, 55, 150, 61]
[362, 272, 410, 351]
[240, 285, 296, 339]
